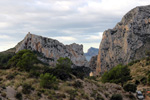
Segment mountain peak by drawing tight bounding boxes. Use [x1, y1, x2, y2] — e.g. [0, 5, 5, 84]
[15, 33, 88, 67]
[96, 5, 150, 75]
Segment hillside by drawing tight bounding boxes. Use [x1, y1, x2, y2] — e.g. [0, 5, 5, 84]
[0, 50, 134, 100]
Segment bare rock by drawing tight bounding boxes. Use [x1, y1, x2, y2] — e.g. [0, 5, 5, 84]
[89, 55, 97, 71]
[15, 32, 88, 67]
[96, 5, 150, 75]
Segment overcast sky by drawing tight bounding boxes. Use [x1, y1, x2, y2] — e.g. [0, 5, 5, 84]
[0, 0, 150, 52]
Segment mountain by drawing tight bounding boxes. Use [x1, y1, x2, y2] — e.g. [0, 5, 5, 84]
[85, 47, 99, 61]
[97, 5, 150, 75]
[15, 32, 88, 67]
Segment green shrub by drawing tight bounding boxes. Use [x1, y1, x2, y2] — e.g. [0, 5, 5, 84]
[101, 64, 131, 86]
[140, 77, 147, 85]
[110, 94, 122, 100]
[127, 60, 140, 66]
[66, 89, 77, 100]
[1, 92, 6, 97]
[8, 50, 39, 71]
[6, 72, 17, 80]
[147, 74, 150, 85]
[123, 83, 137, 92]
[0, 52, 14, 69]
[56, 57, 72, 72]
[29, 69, 40, 78]
[126, 93, 136, 100]
[22, 83, 33, 94]
[15, 92, 22, 100]
[73, 80, 83, 88]
[96, 94, 104, 100]
[135, 80, 140, 85]
[40, 73, 57, 88]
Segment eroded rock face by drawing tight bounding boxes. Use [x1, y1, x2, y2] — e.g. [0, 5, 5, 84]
[97, 5, 150, 75]
[89, 55, 97, 71]
[15, 33, 88, 67]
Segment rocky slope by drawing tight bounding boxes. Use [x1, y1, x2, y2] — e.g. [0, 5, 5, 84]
[97, 5, 150, 74]
[85, 47, 98, 61]
[89, 55, 97, 72]
[15, 32, 88, 67]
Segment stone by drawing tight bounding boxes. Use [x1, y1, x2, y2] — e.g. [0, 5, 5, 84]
[96, 5, 150, 75]
[15, 32, 88, 67]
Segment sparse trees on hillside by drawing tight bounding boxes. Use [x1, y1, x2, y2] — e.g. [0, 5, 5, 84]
[101, 64, 131, 86]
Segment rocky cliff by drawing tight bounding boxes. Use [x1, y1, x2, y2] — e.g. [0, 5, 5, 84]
[15, 32, 88, 67]
[97, 5, 150, 74]
[89, 55, 97, 72]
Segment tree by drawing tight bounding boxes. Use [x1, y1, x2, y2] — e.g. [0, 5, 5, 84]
[40, 73, 57, 88]
[56, 57, 72, 71]
[8, 50, 39, 71]
[101, 64, 131, 86]
[123, 83, 137, 92]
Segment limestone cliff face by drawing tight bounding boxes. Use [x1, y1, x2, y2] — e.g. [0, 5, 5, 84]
[89, 55, 97, 72]
[15, 33, 88, 67]
[97, 5, 150, 74]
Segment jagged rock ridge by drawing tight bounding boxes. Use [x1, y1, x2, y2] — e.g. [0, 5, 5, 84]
[15, 33, 88, 67]
[97, 5, 150, 74]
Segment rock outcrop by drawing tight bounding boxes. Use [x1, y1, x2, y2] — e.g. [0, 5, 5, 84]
[15, 32, 88, 67]
[97, 5, 150, 75]
[85, 47, 99, 61]
[89, 55, 97, 71]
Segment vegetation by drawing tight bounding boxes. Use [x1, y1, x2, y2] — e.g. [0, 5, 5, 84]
[101, 64, 131, 86]
[8, 50, 39, 71]
[123, 83, 137, 92]
[40, 73, 57, 88]
[110, 94, 123, 100]
[0, 52, 14, 69]
[22, 83, 33, 94]
[15, 92, 22, 100]
[72, 80, 83, 88]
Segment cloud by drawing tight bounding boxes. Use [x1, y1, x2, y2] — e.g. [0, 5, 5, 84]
[50, 36, 77, 43]
[0, 0, 150, 52]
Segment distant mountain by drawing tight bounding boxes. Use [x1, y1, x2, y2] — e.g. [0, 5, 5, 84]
[84, 47, 99, 61]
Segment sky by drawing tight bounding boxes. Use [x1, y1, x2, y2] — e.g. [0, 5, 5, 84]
[0, 0, 150, 53]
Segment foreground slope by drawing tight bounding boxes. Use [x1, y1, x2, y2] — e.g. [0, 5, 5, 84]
[97, 5, 150, 74]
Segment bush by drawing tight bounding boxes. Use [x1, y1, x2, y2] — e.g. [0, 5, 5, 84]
[51, 68, 72, 80]
[66, 89, 77, 100]
[96, 94, 104, 100]
[110, 94, 122, 100]
[8, 50, 39, 71]
[6, 72, 17, 80]
[22, 83, 33, 94]
[147, 74, 150, 85]
[0, 52, 14, 69]
[140, 77, 147, 85]
[135, 80, 140, 85]
[72, 80, 83, 88]
[56, 57, 72, 71]
[123, 83, 137, 92]
[29, 68, 40, 78]
[1, 92, 6, 97]
[40, 73, 57, 88]
[101, 64, 131, 86]
[15, 92, 22, 100]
